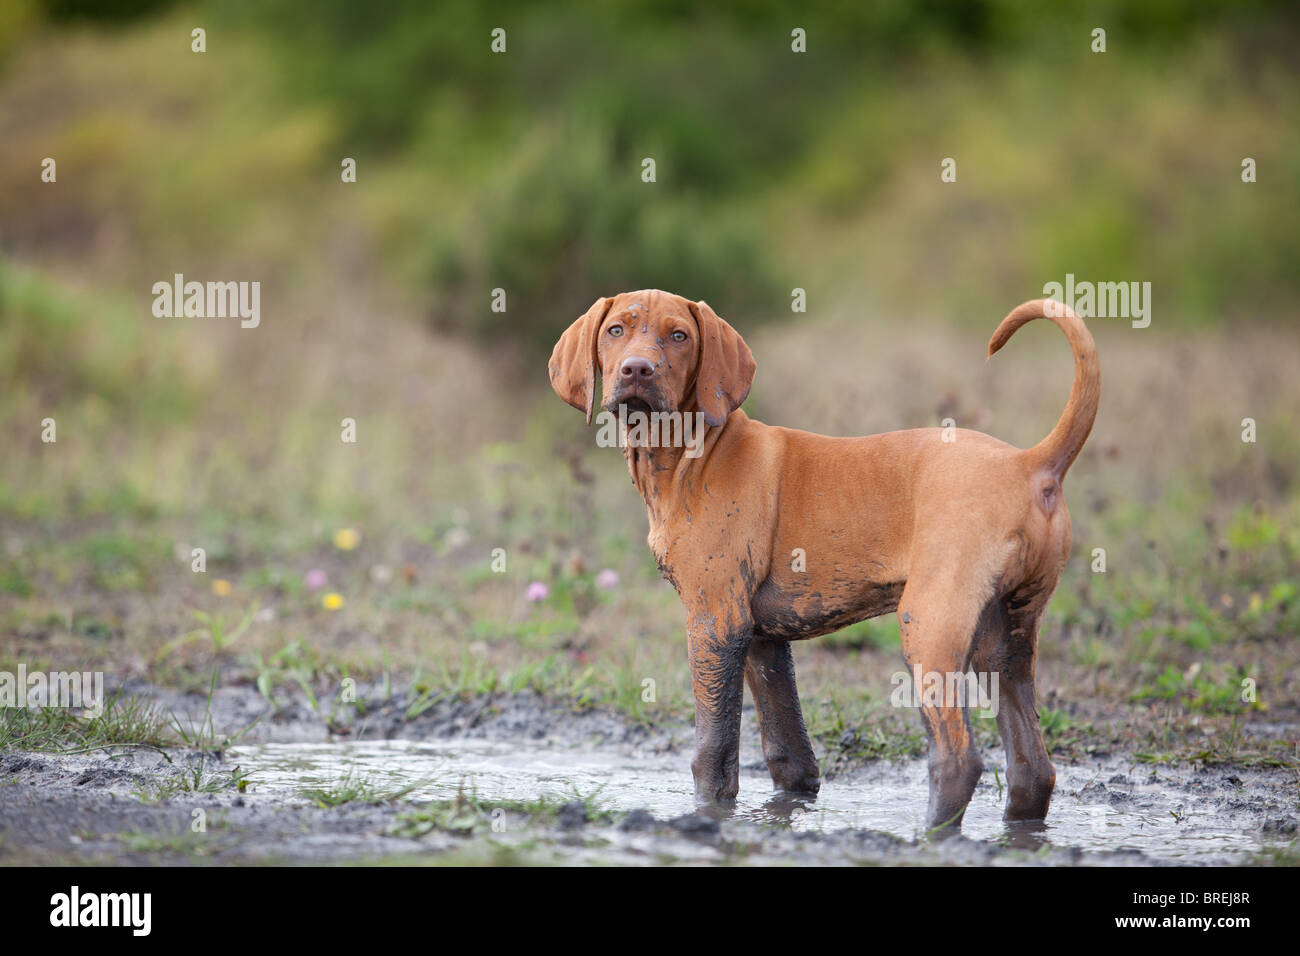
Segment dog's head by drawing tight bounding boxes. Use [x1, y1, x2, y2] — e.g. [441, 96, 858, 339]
[548, 289, 755, 428]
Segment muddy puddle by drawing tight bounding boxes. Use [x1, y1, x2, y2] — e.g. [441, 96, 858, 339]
[231, 738, 1289, 864]
[4, 687, 1294, 865]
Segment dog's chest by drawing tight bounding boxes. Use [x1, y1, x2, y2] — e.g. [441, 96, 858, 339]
[646, 525, 682, 591]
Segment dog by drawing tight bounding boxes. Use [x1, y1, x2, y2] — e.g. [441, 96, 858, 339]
[549, 290, 1098, 828]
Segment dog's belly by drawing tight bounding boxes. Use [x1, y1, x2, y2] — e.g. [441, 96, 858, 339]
[751, 577, 904, 640]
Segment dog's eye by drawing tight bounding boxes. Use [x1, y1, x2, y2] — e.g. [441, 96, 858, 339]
[670, 331, 687, 343]
[608, 325, 624, 337]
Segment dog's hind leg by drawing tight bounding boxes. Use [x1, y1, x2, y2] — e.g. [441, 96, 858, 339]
[897, 573, 988, 832]
[972, 599, 1056, 821]
[745, 638, 820, 794]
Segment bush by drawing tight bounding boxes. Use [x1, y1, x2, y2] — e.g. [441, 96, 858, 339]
[420, 123, 782, 347]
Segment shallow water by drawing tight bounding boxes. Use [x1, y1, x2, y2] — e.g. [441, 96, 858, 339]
[231, 739, 1280, 863]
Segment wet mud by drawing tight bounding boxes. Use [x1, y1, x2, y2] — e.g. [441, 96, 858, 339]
[1, 684, 1296, 866]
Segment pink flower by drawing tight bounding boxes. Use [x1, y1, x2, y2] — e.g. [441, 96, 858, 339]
[595, 569, 620, 591]
[304, 569, 328, 590]
[525, 581, 549, 602]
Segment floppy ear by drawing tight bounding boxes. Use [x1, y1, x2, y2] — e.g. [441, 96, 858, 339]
[549, 296, 614, 425]
[690, 300, 756, 427]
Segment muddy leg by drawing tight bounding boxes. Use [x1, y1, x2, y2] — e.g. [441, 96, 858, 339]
[745, 638, 820, 794]
[994, 614, 1056, 820]
[996, 674, 1055, 820]
[898, 585, 984, 831]
[687, 614, 751, 805]
[971, 601, 1057, 821]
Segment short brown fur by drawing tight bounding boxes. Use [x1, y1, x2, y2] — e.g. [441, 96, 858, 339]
[549, 290, 1099, 827]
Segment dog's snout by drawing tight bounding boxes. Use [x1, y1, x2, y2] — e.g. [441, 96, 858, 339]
[620, 356, 655, 380]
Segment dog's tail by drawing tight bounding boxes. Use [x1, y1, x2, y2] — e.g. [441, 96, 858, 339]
[987, 298, 1100, 481]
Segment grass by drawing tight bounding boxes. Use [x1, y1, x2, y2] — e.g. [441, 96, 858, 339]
[3, 419, 1295, 767]
[132, 753, 250, 803]
[299, 769, 441, 808]
[389, 783, 614, 837]
[0, 675, 256, 804]
[4, 268, 1293, 742]
[156, 607, 257, 663]
[0, 691, 172, 754]
[113, 830, 210, 860]
[1132, 715, 1298, 770]
[1251, 840, 1300, 866]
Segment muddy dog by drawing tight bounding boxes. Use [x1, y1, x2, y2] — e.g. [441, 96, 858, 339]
[549, 290, 1098, 828]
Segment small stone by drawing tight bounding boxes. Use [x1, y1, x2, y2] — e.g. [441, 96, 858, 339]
[619, 808, 656, 832]
[1080, 780, 1107, 798]
[556, 800, 588, 829]
[669, 813, 720, 836]
[1261, 816, 1298, 835]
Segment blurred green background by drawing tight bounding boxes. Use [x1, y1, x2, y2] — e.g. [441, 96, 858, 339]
[4, 0, 1299, 345]
[1, 1, 1298, 753]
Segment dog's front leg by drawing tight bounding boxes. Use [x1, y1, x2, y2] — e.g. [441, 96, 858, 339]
[745, 639, 820, 794]
[686, 610, 751, 805]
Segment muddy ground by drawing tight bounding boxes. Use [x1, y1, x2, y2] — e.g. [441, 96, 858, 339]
[2, 683, 1296, 866]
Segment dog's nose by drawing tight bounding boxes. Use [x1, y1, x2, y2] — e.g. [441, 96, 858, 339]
[620, 356, 655, 380]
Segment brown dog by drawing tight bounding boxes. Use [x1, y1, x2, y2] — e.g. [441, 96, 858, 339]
[549, 290, 1098, 828]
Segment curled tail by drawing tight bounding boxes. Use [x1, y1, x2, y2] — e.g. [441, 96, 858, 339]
[987, 298, 1100, 480]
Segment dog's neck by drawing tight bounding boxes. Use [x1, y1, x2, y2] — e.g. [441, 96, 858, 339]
[621, 406, 743, 529]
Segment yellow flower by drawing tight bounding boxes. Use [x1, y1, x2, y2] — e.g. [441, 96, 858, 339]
[322, 592, 345, 611]
[211, 579, 232, 597]
[333, 528, 361, 551]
